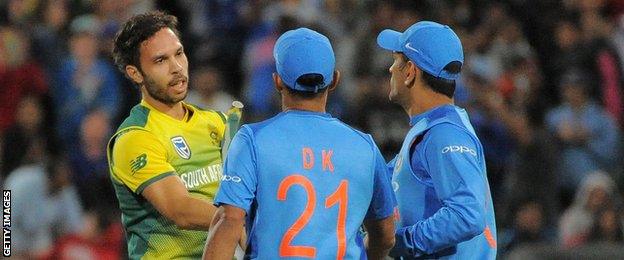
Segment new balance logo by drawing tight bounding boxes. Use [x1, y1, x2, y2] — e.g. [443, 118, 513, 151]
[130, 154, 147, 174]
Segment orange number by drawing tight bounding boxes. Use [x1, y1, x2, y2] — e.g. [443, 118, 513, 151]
[278, 175, 349, 259]
[277, 175, 317, 258]
[325, 180, 348, 260]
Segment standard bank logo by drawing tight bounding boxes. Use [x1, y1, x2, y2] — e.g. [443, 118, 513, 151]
[171, 136, 191, 160]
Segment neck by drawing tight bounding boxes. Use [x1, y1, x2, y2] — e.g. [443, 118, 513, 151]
[282, 102, 326, 113]
[282, 94, 327, 113]
[142, 88, 186, 120]
[404, 90, 453, 117]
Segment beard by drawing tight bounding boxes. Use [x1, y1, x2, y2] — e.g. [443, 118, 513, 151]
[143, 74, 188, 105]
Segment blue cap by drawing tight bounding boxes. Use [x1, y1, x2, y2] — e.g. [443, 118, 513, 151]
[377, 21, 463, 80]
[274, 28, 335, 92]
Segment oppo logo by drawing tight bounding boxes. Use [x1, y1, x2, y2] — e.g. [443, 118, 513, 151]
[441, 145, 477, 156]
[221, 175, 242, 183]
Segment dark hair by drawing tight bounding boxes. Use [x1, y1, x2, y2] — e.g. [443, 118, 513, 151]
[422, 61, 461, 98]
[112, 11, 180, 74]
[285, 73, 328, 99]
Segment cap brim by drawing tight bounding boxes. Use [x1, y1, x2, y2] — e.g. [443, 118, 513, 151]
[377, 29, 402, 51]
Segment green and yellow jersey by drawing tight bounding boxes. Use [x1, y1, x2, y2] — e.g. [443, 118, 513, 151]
[107, 100, 226, 259]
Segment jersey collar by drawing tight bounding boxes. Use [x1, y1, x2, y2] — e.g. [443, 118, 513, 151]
[409, 104, 456, 126]
[282, 109, 332, 118]
[140, 99, 195, 123]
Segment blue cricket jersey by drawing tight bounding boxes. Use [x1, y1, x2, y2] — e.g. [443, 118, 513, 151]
[389, 105, 497, 259]
[215, 110, 396, 259]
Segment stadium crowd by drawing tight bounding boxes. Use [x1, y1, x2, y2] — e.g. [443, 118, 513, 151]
[1, 0, 623, 258]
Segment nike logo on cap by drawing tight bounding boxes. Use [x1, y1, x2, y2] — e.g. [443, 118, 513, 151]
[405, 42, 420, 53]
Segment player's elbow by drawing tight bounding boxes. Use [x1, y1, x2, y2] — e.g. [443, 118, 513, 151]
[466, 215, 486, 237]
[222, 209, 246, 225]
[380, 234, 396, 251]
[462, 206, 486, 237]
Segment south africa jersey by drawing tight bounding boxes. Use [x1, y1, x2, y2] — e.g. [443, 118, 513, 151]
[215, 110, 396, 259]
[107, 100, 226, 259]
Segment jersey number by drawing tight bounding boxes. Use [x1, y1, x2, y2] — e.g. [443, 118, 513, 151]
[277, 175, 348, 259]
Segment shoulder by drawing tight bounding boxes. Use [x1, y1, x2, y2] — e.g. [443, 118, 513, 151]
[112, 129, 163, 152]
[116, 104, 151, 131]
[333, 119, 378, 148]
[188, 103, 227, 126]
[423, 123, 479, 151]
[243, 113, 287, 135]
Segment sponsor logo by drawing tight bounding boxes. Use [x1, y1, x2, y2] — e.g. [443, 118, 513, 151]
[130, 154, 147, 174]
[441, 145, 477, 156]
[179, 164, 223, 189]
[405, 43, 421, 54]
[171, 136, 192, 160]
[221, 175, 242, 183]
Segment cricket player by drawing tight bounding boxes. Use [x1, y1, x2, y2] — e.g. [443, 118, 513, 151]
[108, 11, 227, 259]
[377, 21, 497, 259]
[203, 28, 396, 260]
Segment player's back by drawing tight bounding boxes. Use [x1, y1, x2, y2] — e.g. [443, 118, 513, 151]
[244, 110, 378, 259]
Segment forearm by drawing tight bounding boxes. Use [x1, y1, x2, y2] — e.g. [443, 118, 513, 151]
[172, 195, 218, 230]
[398, 205, 484, 255]
[365, 216, 395, 260]
[203, 215, 243, 259]
[367, 238, 393, 260]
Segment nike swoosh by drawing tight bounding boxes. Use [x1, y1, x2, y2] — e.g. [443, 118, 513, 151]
[405, 43, 419, 53]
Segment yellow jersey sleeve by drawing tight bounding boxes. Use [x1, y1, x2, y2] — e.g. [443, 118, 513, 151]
[111, 129, 176, 194]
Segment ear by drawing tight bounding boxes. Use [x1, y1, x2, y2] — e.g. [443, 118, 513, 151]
[327, 70, 341, 92]
[126, 65, 144, 85]
[273, 73, 284, 93]
[404, 61, 418, 88]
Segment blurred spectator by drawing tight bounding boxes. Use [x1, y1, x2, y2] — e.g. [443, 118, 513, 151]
[580, 8, 624, 130]
[51, 15, 121, 151]
[71, 109, 116, 210]
[4, 154, 83, 259]
[31, 0, 70, 71]
[559, 171, 622, 248]
[551, 10, 624, 122]
[0, 26, 49, 133]
[52, 16, 121, 191]
[47, 208, 124, 260]
[5, 0, 39, 26]
[242, 15, 298, 121]
[546, 72, 621, 190]
[345, 2, 413, 158]
[588, 207, 624, 243]
[1, 95, 47, 179]
[499, 200, 556, 256]
[462, 75, 514, 202]
[186, 65, 235, 112]
[482, 56, 560, 226]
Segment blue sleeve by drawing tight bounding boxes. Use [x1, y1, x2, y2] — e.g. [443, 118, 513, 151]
[365, 143, 397, 220]
[396, 124, 487, 256]
[214, 126, 258, 214]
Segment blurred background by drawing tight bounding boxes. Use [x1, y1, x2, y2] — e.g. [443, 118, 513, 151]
[1, 0, 623, 259]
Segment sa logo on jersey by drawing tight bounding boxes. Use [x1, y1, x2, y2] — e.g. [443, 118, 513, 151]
[171, 136, 192, 160]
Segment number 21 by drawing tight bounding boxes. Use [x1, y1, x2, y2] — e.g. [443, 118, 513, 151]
[277, 175, 348, 260]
